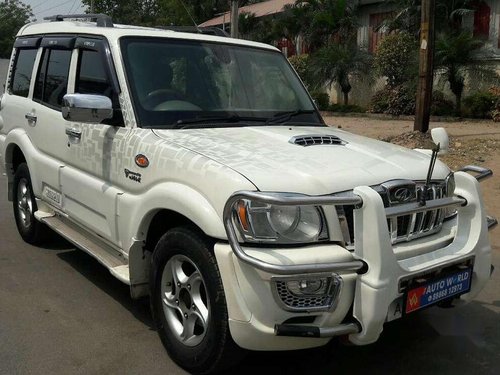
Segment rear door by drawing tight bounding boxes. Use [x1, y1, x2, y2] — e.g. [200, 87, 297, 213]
[28, 36, 76, 209]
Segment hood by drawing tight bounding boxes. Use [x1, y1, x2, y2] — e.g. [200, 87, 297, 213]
[153, 126, 450, 195]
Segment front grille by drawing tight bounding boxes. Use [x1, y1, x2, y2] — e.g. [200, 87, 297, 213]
[387, 182, 447, 244]
[337, 180, 449, 246]
[289, 134, 345, 146]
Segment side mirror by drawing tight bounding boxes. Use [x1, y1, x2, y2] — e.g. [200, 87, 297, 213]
[62, 94, 113, 123]
[431, 127, 449, 155]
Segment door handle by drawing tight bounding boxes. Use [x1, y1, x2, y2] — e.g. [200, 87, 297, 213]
[65, 128, 82, 138]
[65, 128, 82, 144]
[25, 112, 37, 125]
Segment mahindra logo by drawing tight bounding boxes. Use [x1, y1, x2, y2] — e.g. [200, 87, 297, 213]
[393, 187, 414, 203]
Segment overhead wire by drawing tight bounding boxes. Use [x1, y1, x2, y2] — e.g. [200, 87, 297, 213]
[0, 0, 75, 23]
[67, 0, 79, 14]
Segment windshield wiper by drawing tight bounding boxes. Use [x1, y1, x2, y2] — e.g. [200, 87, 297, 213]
[265, 109, 317, 124]
[173, 114, 268, 129]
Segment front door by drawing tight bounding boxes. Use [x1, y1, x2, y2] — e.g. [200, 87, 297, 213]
[59, 38, 125, 246]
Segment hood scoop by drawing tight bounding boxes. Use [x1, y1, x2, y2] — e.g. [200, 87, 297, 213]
[289, 134, 346, 147]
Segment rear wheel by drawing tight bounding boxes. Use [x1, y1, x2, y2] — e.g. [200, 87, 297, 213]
[150, 226, 244, 374]
[13, 163, 48, 244]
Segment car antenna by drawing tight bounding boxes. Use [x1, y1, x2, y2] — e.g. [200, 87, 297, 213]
[175, 0, 202, 33]
[419, 142, 440, 206]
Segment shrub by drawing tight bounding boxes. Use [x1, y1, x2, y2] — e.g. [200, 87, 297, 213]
[462, 91, 496, 118]
[369, 87, 391, 113]
[489, 86, 500, 122]
[328, 103, 365, 113]
[374, 32, 418, 87]
[310, 91, 330, 110]
[431, 91, 455, 116]
[369, 84, 416, 116]
[288, 54, 310, 87]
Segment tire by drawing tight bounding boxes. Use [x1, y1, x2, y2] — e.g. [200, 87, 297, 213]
[12, 163, 48, 244]
[150, 226, 244, 374]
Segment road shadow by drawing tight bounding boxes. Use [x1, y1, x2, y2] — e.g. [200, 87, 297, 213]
[55, 249, 154, 330]
[226, 302, 499, 375]
[35, 231, 499, 375]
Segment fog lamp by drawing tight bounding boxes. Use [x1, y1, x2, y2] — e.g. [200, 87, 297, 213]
[272, 274, 343, 312]
[286, 278, 328, 295]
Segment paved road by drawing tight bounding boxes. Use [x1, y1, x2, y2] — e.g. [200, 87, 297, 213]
[1, 172, 499, 375]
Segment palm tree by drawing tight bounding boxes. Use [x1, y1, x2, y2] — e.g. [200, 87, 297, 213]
[283, 0, 358, 52]
[309, 42, 372, 105]
[434, 31, 485, 114]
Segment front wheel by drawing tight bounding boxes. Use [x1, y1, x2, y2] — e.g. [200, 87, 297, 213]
[150, 226, 243, 374]
[12, 163, 48, 244]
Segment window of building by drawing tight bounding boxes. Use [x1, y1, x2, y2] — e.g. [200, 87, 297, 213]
[10, 49, 38, 97]
[33, 49, 72, 109]
[368, 12, 394, 54]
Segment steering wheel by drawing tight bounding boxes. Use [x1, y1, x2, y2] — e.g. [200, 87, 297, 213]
[144, 89, 183, 109]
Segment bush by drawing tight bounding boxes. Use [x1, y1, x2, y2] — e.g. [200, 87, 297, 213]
[328, 103, 365, 113]
[310, 91, 330, 110]
[369, 87, 391, 113]
[489, 86, 500, 122]
[374, 32, 418, 87]
[462, 91, 497, 118]
[431, 91, 455, 116]
[288, 54, 310, 88]
[369, 84, 416, 116]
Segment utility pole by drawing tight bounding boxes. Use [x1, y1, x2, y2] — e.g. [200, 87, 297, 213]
[91, 0, 95, 13]
[414, 0, 435, 133]
[230, 1, 239, 38]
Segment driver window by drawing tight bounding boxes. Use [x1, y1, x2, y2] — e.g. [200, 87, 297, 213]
[75, 49, 123, 125]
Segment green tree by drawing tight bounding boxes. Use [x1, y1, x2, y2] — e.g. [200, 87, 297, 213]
[82, 1, 267, 27]
[82, 0, 159, 25]
[0, 0, 33, 58]
[282, 0, 358, 51]
[434, 31, 488, 114]
[309, 43, 372, 105]
[374, 32, 418, 87]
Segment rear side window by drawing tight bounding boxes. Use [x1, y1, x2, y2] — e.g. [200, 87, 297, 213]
[10, 49, 38, 97]
[34, 49, 72, 109]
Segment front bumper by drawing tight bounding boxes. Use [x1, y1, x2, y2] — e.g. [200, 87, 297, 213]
[218, 169, 494, 350]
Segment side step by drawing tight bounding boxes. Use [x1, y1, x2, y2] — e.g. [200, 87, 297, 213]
[39, 214, 130, 285]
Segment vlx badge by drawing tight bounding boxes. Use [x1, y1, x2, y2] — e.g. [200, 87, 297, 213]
[125, 169, 142, 183]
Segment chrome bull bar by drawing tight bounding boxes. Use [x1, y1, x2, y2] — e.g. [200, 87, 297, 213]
[223, 190, 469, 275]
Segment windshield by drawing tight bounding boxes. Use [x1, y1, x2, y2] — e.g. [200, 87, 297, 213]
[120, 37, 322, 128]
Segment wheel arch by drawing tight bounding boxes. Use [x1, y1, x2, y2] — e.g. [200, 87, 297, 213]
[125, 184, 228, 299]
[4, 141, 27, 201]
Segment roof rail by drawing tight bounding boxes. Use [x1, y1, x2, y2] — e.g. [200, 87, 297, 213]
[158, 26, 229, 37]
[43, 14, 114, 28]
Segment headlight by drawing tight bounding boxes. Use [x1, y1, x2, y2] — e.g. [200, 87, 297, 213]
[234, 199, 328, 244]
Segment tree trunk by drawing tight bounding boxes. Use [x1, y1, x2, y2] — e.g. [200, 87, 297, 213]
[340, 79, 351, 106]
[455, 92, 462, 115]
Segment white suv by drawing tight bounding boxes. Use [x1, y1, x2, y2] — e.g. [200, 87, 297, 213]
[0, 14, 496, 374]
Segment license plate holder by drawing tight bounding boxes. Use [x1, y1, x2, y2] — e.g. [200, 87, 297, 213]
[404, 267, 472, 314]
